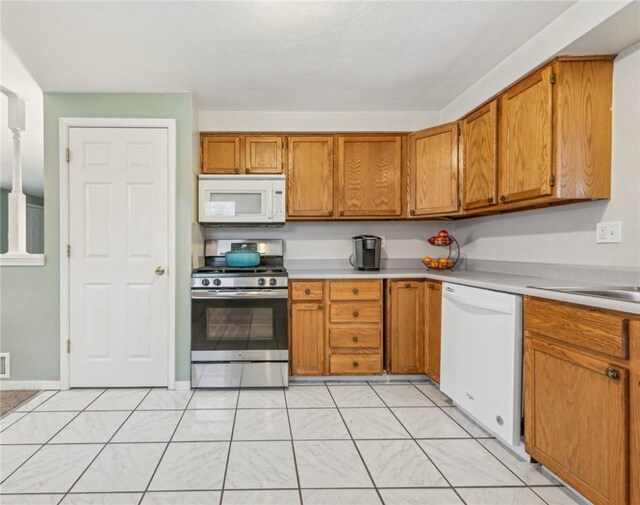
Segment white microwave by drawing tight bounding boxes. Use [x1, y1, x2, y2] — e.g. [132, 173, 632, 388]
[198, 174, 286, 226]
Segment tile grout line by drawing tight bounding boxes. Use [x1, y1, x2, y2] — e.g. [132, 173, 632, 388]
[0, 389, 109, 490]
[323, 381, 385, 505]
[217, 388, 240, 505]
[138, 388, 196, 505]
[56, 388, 153, 505]
[367, 380, 469, 505]
[283, 386, 304, 505]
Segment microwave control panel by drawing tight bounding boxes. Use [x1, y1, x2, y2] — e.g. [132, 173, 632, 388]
[273, 189, 285, 220]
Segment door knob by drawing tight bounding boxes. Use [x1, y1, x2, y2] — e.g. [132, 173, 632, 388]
[155, 266, 166, 276]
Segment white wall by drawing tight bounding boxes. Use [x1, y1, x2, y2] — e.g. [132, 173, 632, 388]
[455, 43, 640, 268]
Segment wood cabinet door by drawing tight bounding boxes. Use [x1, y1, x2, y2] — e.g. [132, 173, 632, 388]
[201, 136, 241, 174]
[287, 136, 334, 218]
[499, 66, 554, 204]
[244, 136, 283, 173]
[525, 338, 629, 505]
[290, 302, 325, 375]
[337, 136, 403, 217]
[461, 101, 498, 210]
[409, 123, 459, 216]
[424, 281, 442, 383]
[388, 281, 424, 374]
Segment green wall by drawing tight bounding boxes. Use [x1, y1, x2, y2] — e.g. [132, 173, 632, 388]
[0, 93, 194, 382]
[0, 189, 45, 254]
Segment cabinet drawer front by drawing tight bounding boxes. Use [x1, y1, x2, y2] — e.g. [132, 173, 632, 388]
[329, 280, 381, 301]
[525, 297, 628, 359]
[330, 302, 381, 323]
[329, 328, 381, 348]
[291, 281, 324, 301]
[330, 354, 382, 374]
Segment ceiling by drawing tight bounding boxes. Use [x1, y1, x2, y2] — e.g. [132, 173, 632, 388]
[1, 1, 578, 111]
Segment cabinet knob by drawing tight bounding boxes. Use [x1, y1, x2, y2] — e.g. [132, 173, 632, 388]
[487, 197, 494, 204]
[328, 210, 334, 216]
[352, 310, 359, 318]
[428, 283, 435, 289]
[339, 210, 345, 216]
[605, 368, 620, 380]
[246, 168, 251, 173]
[352, 336, 359, 343]
[304, 288, 311, 295]
[405, 282, 411, 288]
[410, 210, 415, 216]
[234, 168, 240, 174]
[352, 288, 359, 295]
[499, 195, 507, 202]
[352, 361, 359, 368]
[317, 305, 323, 311]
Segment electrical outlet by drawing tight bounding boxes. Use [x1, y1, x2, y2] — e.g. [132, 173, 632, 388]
[380, 236, 386, 248]
[596, 221, 622, 243]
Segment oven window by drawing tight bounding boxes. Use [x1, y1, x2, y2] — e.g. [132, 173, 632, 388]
[192, 298, 287, 351]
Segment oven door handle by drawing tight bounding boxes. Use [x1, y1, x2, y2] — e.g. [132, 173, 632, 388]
[191, 289, 288, 300]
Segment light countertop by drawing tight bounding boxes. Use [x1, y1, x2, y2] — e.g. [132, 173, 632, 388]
[287, 267, 640, 315]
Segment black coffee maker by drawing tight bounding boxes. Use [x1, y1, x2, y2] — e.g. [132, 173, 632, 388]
[350, 235, 382, 271]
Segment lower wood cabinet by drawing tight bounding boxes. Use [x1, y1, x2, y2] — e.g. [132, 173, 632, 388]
[524, 297, 639, 505]
[387, 280, 424, 374]
[290, 302, 325, 375]
[424, 281, 442, 383]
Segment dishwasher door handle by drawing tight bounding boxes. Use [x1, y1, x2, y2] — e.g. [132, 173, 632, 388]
[444, 291, 515, 315]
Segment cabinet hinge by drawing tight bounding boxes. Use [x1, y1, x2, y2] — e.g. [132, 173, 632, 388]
[65, 148, 71, 163]
[66, 340, 71, 354]
[549, 175, 556, 187]
[550, 73, 556, 85]
[67, 244, 71, 258]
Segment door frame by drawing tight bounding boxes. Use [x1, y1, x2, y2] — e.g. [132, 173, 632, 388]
[59, 118, 177, 390]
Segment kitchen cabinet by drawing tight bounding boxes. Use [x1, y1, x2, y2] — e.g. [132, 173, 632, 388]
[287, 136, 335, 218]
[337, 136, 403, 218]
[201, 135, 241, 174]
[408, 123, 459, 217]
[460, 101, 498, 210]
[524, 297, 638, 505]
[290, 281, 325, 375]
[200, 134, 284, 174]
[424, 281, 442, 383]
[386, 280, 424, 374]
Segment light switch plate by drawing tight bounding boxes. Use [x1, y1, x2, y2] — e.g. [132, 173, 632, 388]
[596, 221, 622, 243]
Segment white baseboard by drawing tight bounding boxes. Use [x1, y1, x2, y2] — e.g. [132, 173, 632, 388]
[0, 380, 60, 390]
[174, 381, 191, 390]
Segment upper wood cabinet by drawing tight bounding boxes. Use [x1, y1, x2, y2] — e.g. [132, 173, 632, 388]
[287, 136, 335, 218]
[202, 136, 241, 174]
[460, 101, 498, 210]
[387, 280, 424, 374]
[245, 136, 283, 174]
[408, 123, 459, 217]
[337, 136, 403, 218]
[424, 281, 442, 383]
[200, 134, 284, 174]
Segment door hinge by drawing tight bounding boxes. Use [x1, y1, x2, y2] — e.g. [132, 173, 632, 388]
[67, 244, 71, 258]
[550, 73, 556, 85]
[66, 340, 71, 354]
[549, 175, 556, 187]
[65, 148, 71, 163]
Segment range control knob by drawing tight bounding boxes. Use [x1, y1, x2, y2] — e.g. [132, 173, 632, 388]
[213, 278, 222, 287]
[257, 278, 266, 286]
[201, 278, 210, 287]
[269, 278, 277, 286]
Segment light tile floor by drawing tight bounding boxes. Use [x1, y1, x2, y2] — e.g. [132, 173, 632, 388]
[0, 380, 588, 505]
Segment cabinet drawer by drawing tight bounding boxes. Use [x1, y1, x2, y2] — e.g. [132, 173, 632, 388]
[524, 297, 629, 359]
[329, 281, 381, 301]
[329, 328, 381, 349]
[330, 354, 382, 374]
[291, 281, 324, 301]
[330, 302, 381, 323]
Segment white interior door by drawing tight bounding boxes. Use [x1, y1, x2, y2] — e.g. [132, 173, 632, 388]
[69, 127, 169, 387]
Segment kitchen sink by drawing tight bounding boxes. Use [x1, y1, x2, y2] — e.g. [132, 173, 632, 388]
[528, 286, 640, 303]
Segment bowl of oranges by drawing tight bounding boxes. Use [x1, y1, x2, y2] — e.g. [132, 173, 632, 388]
[422, 256, 454, 270]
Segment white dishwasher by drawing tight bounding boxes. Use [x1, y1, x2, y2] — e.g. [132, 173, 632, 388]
[440, 283, 523, 447]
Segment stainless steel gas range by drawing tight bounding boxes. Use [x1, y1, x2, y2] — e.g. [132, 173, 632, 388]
[190, 239, 288, 388]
